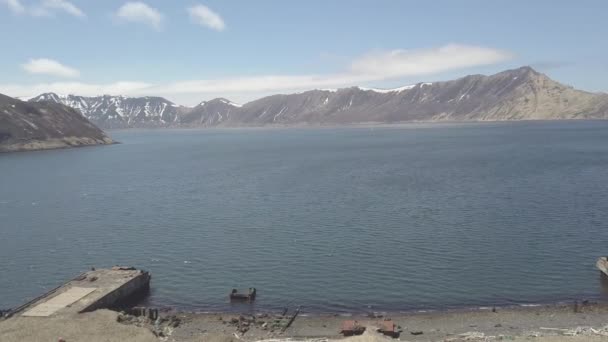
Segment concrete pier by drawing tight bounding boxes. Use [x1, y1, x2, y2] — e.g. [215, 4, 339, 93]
[5, 266, 150, 319]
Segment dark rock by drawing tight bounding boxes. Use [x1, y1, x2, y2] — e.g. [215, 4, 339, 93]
[410, 331, 423, 335]
[167, 316, 181, 328]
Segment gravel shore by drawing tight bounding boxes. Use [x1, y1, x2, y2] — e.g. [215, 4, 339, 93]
[168, 303, 608, 341]
[1, 303, 607, 341]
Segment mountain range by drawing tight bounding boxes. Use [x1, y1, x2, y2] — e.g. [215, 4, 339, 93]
[27, 66, 608, 128]
[29, 93, 184, 129]
[0, 94, 113, 152]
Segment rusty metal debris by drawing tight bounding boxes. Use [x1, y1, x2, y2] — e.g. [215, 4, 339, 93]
[230, 288, 257, 302]
[340, 320, 365, 336]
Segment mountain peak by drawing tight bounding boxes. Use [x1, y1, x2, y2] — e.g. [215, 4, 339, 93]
[516, 65, 537, 72]
[205, 98, 242, 107]
[503, 65, 541, 77]
[487, 66, 548, 84]
[31, 92, 66, 103]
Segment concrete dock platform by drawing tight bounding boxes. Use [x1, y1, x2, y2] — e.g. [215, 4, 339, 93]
[6, 266, 150, 319]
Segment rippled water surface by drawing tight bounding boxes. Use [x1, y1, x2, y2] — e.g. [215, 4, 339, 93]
[2, 121, 608, 313]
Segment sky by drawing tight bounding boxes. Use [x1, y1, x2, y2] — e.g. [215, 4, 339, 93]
[0, 0, 607, 106]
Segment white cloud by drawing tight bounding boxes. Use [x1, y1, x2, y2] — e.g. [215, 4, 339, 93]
[116, 1, 163, 30]
[22, 58, 81, 78]
[2, 0, 26, 14]
[3, 44, 512, 105]
[39, 0, 85, 18]
[2, 0, 85, 17]
[350, 44, 512, 78]
[0, 81, 152, 98]
[187, 4, 225, 31]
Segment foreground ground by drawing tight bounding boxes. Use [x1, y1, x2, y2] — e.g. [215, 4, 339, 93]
[1, 303, 607, 341]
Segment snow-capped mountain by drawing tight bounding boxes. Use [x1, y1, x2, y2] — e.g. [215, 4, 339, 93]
[179, 98, 242, 126]
[28, 67, 608, 128]
[204, 66, 608, 125]
[29, 93, 185, 128]
[173, 66, 607, 126]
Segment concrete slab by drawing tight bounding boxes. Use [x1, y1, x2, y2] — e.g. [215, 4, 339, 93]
[22, 287, 96, 317]
[6, 267, 150, 319]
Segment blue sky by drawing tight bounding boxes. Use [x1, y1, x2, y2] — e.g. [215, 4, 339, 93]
[1, 0, 607, 105]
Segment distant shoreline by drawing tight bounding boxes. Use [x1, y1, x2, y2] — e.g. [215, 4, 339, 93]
[105, 118, 608, 132]
[0, 137, 117, 153]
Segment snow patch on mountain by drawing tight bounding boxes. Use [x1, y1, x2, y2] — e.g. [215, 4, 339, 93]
[29, 93, 184, 128]
[219, 98, 242, 107]
[357, 83, 433, 93]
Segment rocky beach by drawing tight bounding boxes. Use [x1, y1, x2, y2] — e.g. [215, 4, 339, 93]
[2, 302, 608, 341]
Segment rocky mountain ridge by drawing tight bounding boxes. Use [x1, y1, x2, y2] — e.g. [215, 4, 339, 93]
[30, 93, 185, 129]
[29, 66, 608, 128]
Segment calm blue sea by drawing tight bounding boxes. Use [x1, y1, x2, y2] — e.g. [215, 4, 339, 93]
[1, 121, 608, 313]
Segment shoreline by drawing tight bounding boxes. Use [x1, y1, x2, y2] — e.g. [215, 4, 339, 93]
[157, 297, 608, 316]
[3, 293, 608, 342]
[103, 118, 608, 133]
[157, 301, 608, 341]
[137, 283, 608, 316]
[0, 136, 116, 153]
[3, 301, 608, 341]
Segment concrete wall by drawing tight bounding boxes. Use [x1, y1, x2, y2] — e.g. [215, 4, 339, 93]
[80, 272, 151, 313]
